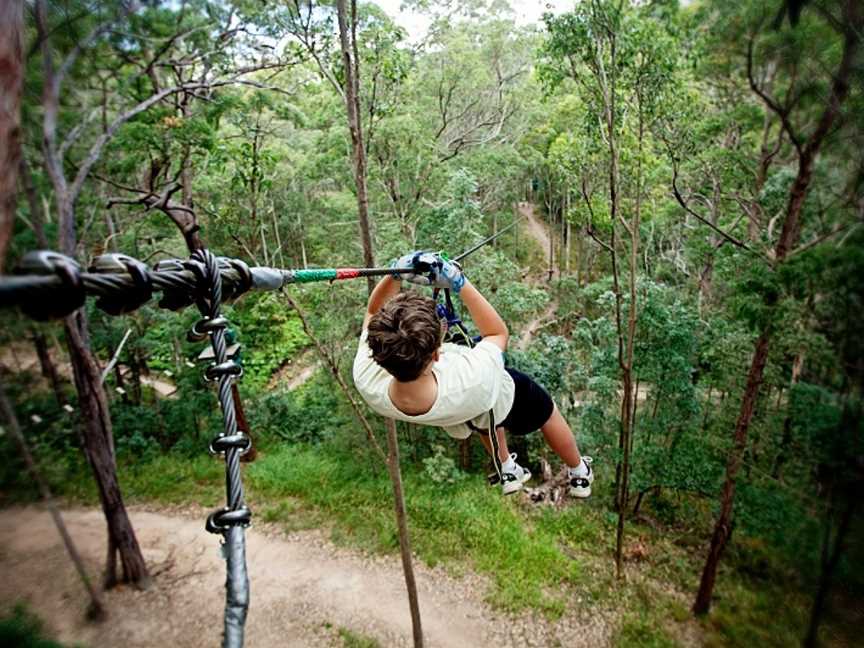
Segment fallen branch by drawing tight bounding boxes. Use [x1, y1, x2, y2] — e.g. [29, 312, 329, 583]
[101, 328, 132, 385]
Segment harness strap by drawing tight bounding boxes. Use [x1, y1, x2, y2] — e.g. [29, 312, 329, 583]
[436, 288, 503, 481]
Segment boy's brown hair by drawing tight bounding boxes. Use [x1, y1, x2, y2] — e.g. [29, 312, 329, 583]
[367, 292, 443, 382]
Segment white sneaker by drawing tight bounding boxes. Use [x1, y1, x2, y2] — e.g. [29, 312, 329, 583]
[568, 456, 594, 498]
[500, 453, 532, 495]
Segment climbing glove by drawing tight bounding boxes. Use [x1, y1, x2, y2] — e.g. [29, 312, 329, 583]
[430, 256, 466, 293]
[390, 251, 438, 286]
[390, 251, 465, 293]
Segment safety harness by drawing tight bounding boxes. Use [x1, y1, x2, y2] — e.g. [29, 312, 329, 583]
[434, 286, 505, 485]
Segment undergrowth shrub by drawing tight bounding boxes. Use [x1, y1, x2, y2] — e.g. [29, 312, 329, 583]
[0, 603, 70, 648]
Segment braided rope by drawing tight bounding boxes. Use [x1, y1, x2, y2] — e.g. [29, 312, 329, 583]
[193, 249, 251, 648]
[0, 251, 424, 321]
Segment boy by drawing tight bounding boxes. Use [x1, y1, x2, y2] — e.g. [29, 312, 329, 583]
[352, 252, 593, 497]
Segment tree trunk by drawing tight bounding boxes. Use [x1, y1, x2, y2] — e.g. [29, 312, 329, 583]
[336, 0, 375, 294]
[804, 495, 857, 648]
[547, 203, 554, 282]
[64, 310, 150, 589]
[773, 353, 804, 478]
[385, 419, 424, 648]
[693, 331, 770, 614]
[565, 219, 571, 275]
[20, 157, 49, 248]
[459, 437, 471, 471]
[33, 330, 65, 405]
[35, 0, 150, 587]
[702, 385, 713, 431]
[0, 0, 23, 268]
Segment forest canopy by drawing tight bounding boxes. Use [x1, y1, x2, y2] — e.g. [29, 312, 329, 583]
[0, 1, 861, 647]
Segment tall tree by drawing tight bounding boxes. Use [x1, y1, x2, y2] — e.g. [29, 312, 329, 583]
[693, 0, 863, 614]
[0, 0, 24, 268]
[542, 0, 677, 578]
[30, 0, 288, 587]
[272, 0, 379, 291]
[34, 0, 150, 588]
[337, 0, 376, 293]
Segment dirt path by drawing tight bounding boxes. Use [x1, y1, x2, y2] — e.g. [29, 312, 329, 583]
[519, 202, 552, 270]
[0, 506, 609, 647]
[268, 348, 321, 392]
[516, 202, 558, 350]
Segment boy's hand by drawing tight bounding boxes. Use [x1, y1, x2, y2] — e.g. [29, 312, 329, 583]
[431, 256, 466, 293]
[390, 251, 466, 292]
[390, 251, 437, 286]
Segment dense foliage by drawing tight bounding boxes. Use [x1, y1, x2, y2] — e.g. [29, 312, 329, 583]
[1, 0, 861, 646]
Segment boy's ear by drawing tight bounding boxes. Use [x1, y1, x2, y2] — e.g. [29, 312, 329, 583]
[432, 348, 441, 362]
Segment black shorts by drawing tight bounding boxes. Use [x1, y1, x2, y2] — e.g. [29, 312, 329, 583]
[494, 368, 555, 436]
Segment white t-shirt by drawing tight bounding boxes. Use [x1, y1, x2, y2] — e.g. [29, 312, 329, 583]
[352, 330, 515, 439]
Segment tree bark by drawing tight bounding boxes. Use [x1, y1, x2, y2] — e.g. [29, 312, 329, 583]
[336, 0, 376, 294]
[20, 157, 49, 248]
[385, 418, 424, 648]
[33, 330, 65, 405]
[694, 330, 770, 613]
[772, 353, 804, 478]
[0, 0, 23, 268]
[33, 0, 150, 589]
[64, 311, 150, 589]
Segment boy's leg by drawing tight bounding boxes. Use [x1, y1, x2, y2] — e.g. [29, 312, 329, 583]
[477, 426, 511, 463]
[478, 426, 531, 495]
[540, 404, 593, 498]
[540, 405, 582, 467]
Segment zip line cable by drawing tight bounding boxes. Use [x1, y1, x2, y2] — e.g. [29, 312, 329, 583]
[452, 214, 525, 263]
[0, 215, 524, 319]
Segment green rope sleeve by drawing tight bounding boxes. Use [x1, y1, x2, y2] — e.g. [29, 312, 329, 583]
[290, 269, 338, 283]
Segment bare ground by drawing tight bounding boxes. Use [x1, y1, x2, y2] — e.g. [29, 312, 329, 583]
[267, 348, 321, 392]
[0, 505, 614, 648]
[516, 202, 559, 350]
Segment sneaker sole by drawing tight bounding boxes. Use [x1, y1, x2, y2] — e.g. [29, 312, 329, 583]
[568, 486, 591, 498]
[502, 470, 532, 495]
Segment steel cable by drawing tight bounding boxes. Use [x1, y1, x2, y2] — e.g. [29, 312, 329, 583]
[193, 249, 251, 648]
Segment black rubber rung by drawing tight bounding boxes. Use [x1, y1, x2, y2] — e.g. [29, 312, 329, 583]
[206, 360, 242, 380]
[210, 433, 251, 454]
[197, 315, 230, 333]
[206, 506, 252, 534]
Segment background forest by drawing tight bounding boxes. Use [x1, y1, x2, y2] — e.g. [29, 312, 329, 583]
[0, 0, 862, 647]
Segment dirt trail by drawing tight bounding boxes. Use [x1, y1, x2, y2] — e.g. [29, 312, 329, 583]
[516, 202, 558, 350]
[0, 506, 609, 647]
[520, 202, 552, 270]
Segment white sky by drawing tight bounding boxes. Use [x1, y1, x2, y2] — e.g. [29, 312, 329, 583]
[374, 0, 573, 42]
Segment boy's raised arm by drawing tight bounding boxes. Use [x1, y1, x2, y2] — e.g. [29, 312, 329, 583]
[363, 276, 401, 328]
[458, 280, 509, 351]
[432, 258, 508, 351]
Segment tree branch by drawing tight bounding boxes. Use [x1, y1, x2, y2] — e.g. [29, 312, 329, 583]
[285, 293, 387, 464]
[747, 34, 803, 155]
[68, 66, 287, 204]
[101, 328, 132, 385]
[671, 163, 756, 253]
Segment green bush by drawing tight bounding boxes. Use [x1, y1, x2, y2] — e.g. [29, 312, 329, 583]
[0, 603, 72, 648]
